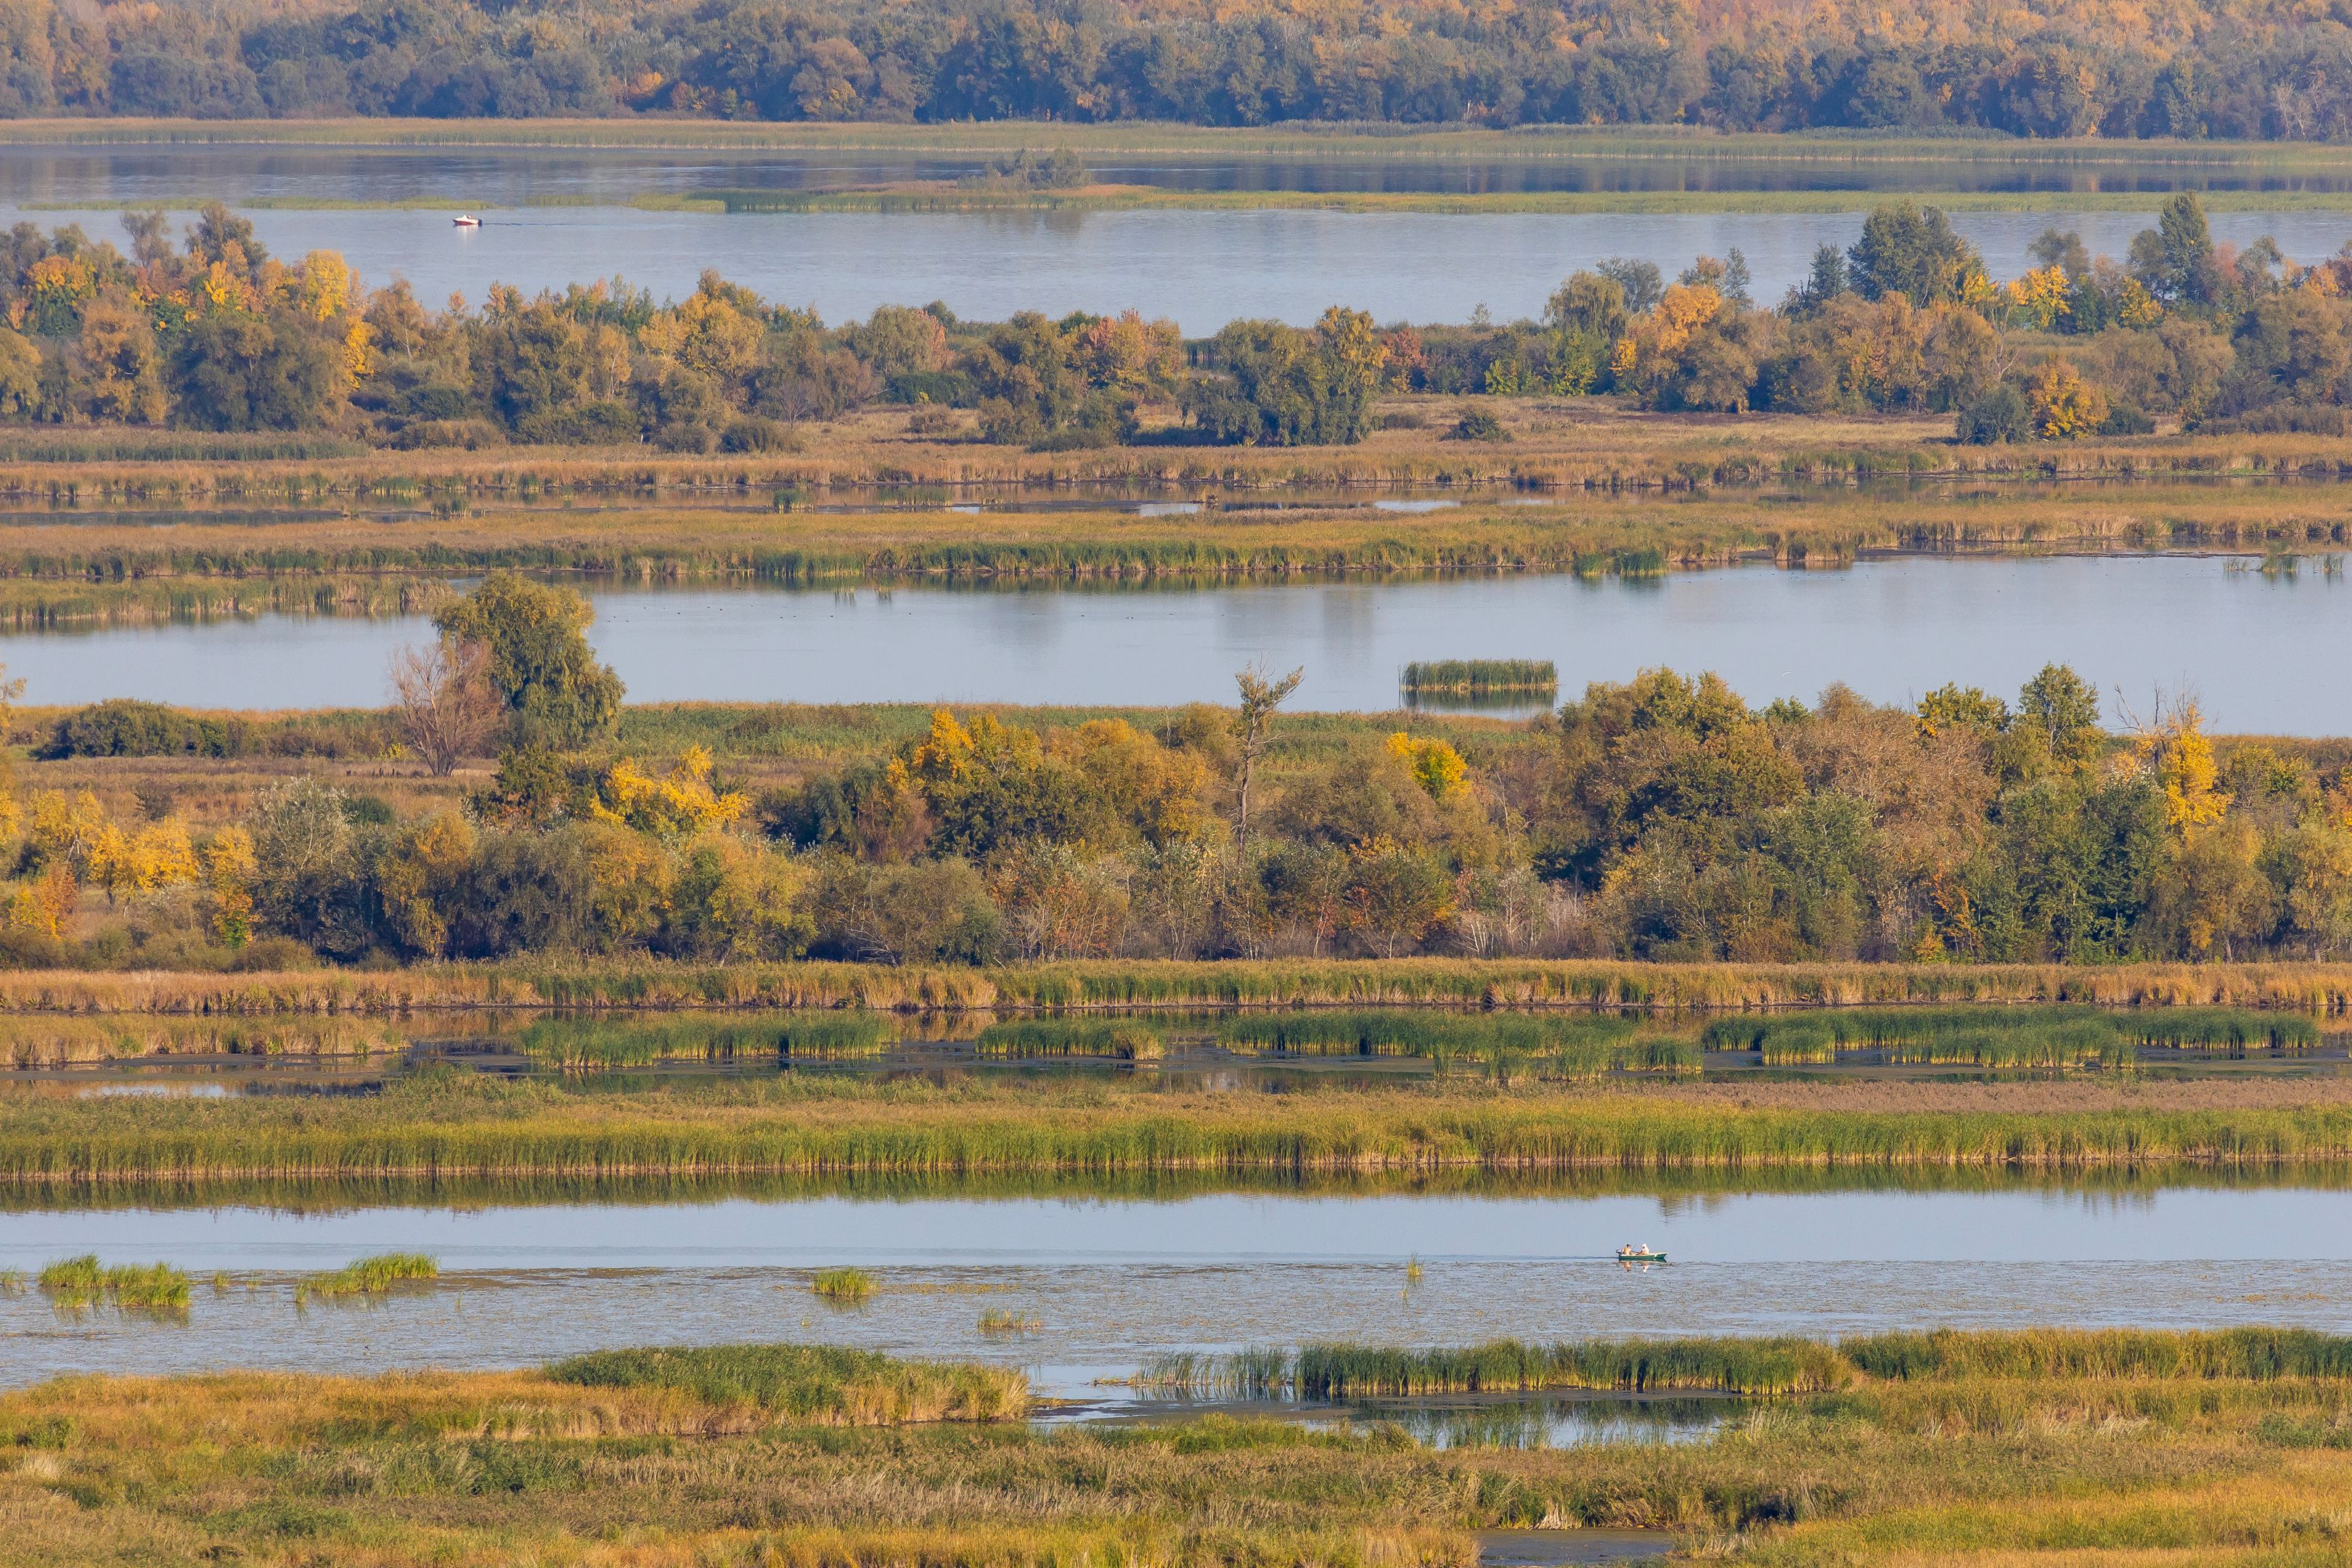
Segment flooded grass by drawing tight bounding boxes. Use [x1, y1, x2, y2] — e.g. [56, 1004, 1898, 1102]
[1702, 1004, 2322, 1068]
[975, 1020, 1164, 1059]
[812, 1267, 877, 1303]
[36, 1254, 190, 1312]
[293, 1251, 438, 1304]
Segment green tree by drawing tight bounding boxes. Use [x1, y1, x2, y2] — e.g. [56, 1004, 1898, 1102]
[2128, 193, 2225, 313]
[1847, 203, 1987, 308]
[168, 309, 337, 430]
[434, 572, 625, 751]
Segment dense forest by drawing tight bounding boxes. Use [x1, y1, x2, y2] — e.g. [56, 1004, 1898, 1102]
[8, 0, 2352, 137]
[5, 194, 2352, 447]
[9, 568, 2351, 970]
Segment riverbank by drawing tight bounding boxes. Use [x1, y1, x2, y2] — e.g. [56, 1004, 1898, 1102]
[7, 1072, 2352, 1183]
[8, 957, 2352, 1016]
[20, 408, 2352, 502]
[7, 1330, 2351, 1565]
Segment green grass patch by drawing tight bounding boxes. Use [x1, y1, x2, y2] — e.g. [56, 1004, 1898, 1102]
[812, 1267, 876, 1302]
[1398, 659, 1558, 698]
[545, 1342, 1027, 1424]
[1700, 1004, 2319, 1067]
[38, 1254, 191, 1311]
[975, 1019, 1164, 1060]
[1216, 1010, 1697, 1078]
[294, 1252, 438, 1304]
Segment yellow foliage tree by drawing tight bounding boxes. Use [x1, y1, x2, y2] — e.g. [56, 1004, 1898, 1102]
[87, 817, 200, 905]
[1386, 732, 1469, 799]
[2002, 264, 2072, 332]
[2141, 701, 2232, 842]
[203, 827, 257, 947]
[589, 746, 747, 840]
[2028, 358, 2109, 440]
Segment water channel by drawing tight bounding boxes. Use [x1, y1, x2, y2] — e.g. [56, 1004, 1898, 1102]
[3, 1182, 2348, 1392]
[5, 552, 2344, 730]
[11, 200, 2349, 330]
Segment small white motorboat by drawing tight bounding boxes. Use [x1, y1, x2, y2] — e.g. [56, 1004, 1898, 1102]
[452, 214, 482, 229]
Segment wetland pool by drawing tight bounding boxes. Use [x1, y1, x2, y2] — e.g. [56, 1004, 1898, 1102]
[7, 552, 2349, 730]
[6, 1183, 2349, 1392]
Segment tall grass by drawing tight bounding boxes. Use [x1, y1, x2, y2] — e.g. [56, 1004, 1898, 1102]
[1398, 659, 1559, 697]
[1148, 1328, 2352, 1400]
[11, 1074, 2352, 1180]
[1217, 1010, 1697, 1078]
[295, 1252, 438, 1304]
[812, 1267, 877, 1302]
[38, 1254, 190, 1311]
[976, 1019, 1164, 1059]
[14, 956, 2352, 1018]
[1701, 1004, 2323, 1066]
[545, 1343, 1027, 1424]
[513, 1013, 891, 1069]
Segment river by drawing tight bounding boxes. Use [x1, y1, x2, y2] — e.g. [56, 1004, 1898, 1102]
[1, 552, 2338, 729]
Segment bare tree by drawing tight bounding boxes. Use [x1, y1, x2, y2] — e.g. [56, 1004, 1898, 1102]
[1230, 663, 1303, 854]
[390, 639, 502, 775]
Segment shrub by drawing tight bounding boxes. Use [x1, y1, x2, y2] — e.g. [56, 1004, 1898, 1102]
[1956, 383, 2030, 444]
[1447, 404, 1510, 441]
[39, 700, 239, 759]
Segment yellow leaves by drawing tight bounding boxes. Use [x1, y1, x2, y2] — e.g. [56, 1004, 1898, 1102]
[200, 258, 261, 316]
[1386, 732, 1469, 800]
[2027, 358, 2109, 440]
[2002, 264, 2073, 331]
[1076, 309, 1185, 400]
[26, 253, 92, 307]
[203, 826, 256, 947]
[1611, 284, 1720, 388]
[589, 746, 747, 841]
[375, 814, 475, 957]
[6, 865, 72, 940]
[2139, 701, 2231, 843]
[908, 709, 977, 784]
[642, 289, 764, 383]
[22, 788, 201, 912]
[342, 317, 376, 383]
[295, 250, 356, 323]
[2117, 277, 2164, 328]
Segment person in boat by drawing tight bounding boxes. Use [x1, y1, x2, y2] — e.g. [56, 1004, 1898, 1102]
[1617, 1243, 1658, 1260]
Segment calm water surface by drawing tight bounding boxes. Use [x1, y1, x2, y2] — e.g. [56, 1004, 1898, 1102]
[5, 554, 2344, 729]
[9, 201, 2351, 329]
[4, 1185, 2348, 1389]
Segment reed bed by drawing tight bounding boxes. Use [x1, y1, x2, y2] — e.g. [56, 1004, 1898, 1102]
[513, 1012, 891, 1070]
[1217, 1010, 1698, 1077]
[16, 956, 2352, 1018]
[36, 1254, 190, 1310]
[13, 1074, 2352, 1181]
[294, 1251, 438, 1304]
[1398, 658, 1559, 698]
[1702, 1004, 2324, 1067]
[974, 1019, 1164, 1059]
[1148, 1328, 2352, 1400]
[547, 1343, 1026, 1424]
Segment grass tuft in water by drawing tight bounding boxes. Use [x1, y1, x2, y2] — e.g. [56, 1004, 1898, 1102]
[812, 1267, 878, 1303]
[1399, 659, 1559, 697]
[977, 1309, 1042, 1334]
[976, 1019, 1164, 1060]
[295, 1253, 438, 1305]
[38, 1254, 191, 1312]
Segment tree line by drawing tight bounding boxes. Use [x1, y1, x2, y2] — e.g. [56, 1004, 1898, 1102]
[8, 571, 2352, 970]
[8, 0, 2352, 139]
[7, 194, 2352, 448]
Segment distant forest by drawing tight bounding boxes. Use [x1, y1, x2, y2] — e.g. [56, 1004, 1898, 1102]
[10, 0, 2352, 139]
